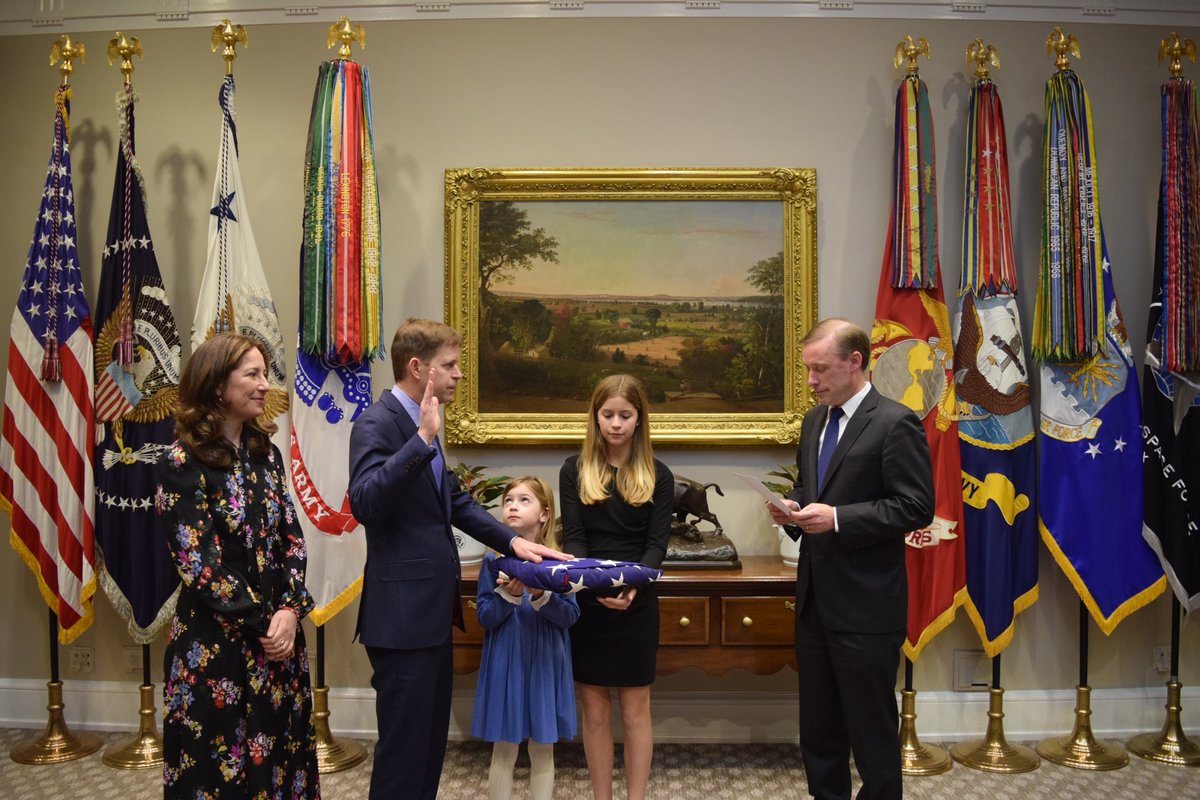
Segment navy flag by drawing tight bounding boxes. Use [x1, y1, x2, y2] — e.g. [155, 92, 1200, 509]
[93, 84, 181, 642]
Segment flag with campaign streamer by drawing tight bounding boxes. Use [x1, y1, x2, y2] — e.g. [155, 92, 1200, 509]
[194, 75, 287, 419]
[1142, 71, 1200, 613]
[0, 85, 96, 644]
[288, 59, 383, 624]
[870, 72, 967, 660]
[1035, 67, 1164, 633]
[92, 83, 182, 643]
[952, 74, 1039, 657]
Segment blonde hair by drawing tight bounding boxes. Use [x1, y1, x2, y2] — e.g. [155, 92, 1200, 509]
[577, 374, 656, 506]
[502, 476, 559, 550]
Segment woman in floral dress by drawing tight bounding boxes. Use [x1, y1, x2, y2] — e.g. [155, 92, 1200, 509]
[157, 332, 319, 799]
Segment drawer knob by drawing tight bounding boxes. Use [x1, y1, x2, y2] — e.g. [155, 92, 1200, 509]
[785, 601, 795, 612]
[678, 616, 691, 628]
[468, 600, 477, 610]
[742, 616, 753, 627]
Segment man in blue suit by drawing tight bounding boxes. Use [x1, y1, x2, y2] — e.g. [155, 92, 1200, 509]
[348, 318, 568, 800]
[769, 318, 933, 800]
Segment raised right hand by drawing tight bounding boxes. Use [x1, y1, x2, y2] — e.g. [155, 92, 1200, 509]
[417, 368, 441, 443]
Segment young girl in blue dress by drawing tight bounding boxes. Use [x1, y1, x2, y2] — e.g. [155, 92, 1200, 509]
[472, 476, 580, 800]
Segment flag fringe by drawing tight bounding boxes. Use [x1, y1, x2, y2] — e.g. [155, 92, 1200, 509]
[963, 583, 1040, 658]
[8, 527, 97, 645]
[1039, 517, 1166, 635]
[903, 586, 968, 662]
[307, 575, 364, 628]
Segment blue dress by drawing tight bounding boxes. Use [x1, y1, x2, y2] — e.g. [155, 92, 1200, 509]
[471, 552, 579, 744]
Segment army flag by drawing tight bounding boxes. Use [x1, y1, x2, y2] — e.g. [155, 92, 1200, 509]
[952, 75, 1039, 656]
[289, 59, 382, 623]
[93, 83, 182, 642]
[0, 85, 96, 643]
[194, 75, 287, 418]
[870, 72, 967, 660]
[1142, 72, 1200, 612]
[1034, 68, 1165, 633]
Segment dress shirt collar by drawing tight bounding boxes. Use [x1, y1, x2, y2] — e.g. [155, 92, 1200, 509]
[835, 381, 872, 422]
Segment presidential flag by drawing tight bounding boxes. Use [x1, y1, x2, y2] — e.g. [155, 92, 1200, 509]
[194, 75, 287, 419]
[92, 83, 182, 643]
[1034, 67, 1165, 633]
[870, 70, 967, 660]
[952, 70, 1038, 656]
[1142, 71, 1200, 613]
[289, 59, 382, 623]
[0, 85, 96, 644]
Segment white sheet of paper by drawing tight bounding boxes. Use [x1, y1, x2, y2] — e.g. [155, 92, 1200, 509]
[734, 472, 795, 514]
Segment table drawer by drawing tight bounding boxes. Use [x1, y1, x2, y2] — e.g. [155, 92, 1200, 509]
[453, 596, 485, 644]
[659, 596, 710, 645]
[721, 596, 795, 645]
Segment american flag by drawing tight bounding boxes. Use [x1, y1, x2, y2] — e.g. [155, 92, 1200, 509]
[0, 86, 96, 644]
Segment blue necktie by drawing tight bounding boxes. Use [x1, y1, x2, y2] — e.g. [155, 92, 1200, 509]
[816, 406, 843, 487]
[431, 438, 445, 491]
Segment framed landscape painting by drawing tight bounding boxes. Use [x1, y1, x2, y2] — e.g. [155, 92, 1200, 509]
[443, 167, 817, 446]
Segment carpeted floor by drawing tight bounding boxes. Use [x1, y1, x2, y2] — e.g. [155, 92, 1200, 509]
[2, 727, 1199, 799]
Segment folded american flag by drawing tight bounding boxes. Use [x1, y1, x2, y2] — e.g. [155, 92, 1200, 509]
[492, 557, 662, 594]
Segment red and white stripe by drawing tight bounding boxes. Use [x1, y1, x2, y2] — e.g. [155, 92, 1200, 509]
[0, 317, 95, 644]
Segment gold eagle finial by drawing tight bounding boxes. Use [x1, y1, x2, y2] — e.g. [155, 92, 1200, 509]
[966, 38, 1000, 80]
[1159, 32, 1197, 78]
[894, 36, 930, 75]
[327, 16, 366, 61]
[1046, 27, 1081, 72]
[212, 19, 248, 75]
[49, 35, 85, 83]
[107, 32, 142, 84]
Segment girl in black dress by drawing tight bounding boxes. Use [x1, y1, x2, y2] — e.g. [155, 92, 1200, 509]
[559, 374, 673, 800]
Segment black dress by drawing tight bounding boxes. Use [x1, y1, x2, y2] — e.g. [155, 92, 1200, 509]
[559, 455, 674, 686]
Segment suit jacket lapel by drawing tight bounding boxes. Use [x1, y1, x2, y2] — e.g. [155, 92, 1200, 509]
[382, 390, 449, 511]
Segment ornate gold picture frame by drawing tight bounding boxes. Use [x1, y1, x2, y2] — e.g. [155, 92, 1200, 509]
[444, 167, 817, 446]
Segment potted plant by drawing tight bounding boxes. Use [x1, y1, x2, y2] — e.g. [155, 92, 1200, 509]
[765, 463, 800, 566]
[451, 463, 512, 565]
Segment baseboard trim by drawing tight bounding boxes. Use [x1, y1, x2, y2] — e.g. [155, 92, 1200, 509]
[2, 678, 1195, 744]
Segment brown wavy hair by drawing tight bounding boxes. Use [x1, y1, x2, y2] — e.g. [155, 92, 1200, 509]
[176, 332, 278, 469]
[577, 374, 657, 506]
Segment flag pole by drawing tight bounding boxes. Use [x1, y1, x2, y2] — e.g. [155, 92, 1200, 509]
[312, 623, 367, 773]
[9, 610, 103, 764]
[9, 35, 102, 768]
[1036, 600, 1128, 769]
[950, 654, 1040, 772]
[1128, 596, 1200, 764]
[898, 657, 951, 775]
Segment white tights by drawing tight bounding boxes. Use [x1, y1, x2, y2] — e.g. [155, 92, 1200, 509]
[488, 740, 555, 800]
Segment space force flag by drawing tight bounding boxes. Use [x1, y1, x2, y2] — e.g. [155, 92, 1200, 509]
[1035, 66, 1164, 633]
[194, 75, 287, 418]
[289, 58, 383, 624]
[0, 85, 96, 643]
[871, 70, 967, 660]
[952, 68, 1039, 657]
[93, 83, 182, 642]
[1142, 69, 1200, 613]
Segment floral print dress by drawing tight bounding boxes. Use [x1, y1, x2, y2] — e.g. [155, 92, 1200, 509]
[157, 441, 319, 799]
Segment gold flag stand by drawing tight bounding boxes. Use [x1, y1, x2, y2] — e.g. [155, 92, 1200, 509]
[102, 682, 163, 768]
[899, 660, 952, 776]
[1036, 603, 1127, 770]
[950, 656, 1040, 773]
[10, 612, 103, 764]
[1128, 597, 1200, 766]
[312, 625, 367, 773]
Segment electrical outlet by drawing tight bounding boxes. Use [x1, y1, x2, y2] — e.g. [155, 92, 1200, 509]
[1154, 645, 1171, 672]
[952, 648, 989, 691]
[123, 646, 142, 673]
[68, 646, 94, 673]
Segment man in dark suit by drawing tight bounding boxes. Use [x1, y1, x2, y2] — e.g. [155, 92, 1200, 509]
[769, 318, 934, 800]
[348, 318, 568, 800]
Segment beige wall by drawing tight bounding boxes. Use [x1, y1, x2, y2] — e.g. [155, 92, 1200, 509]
[1, 17, 1198, 714]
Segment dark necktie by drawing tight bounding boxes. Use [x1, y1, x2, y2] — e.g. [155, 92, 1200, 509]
[431, 437, 445, 491]
[816, 406, 844, 487]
